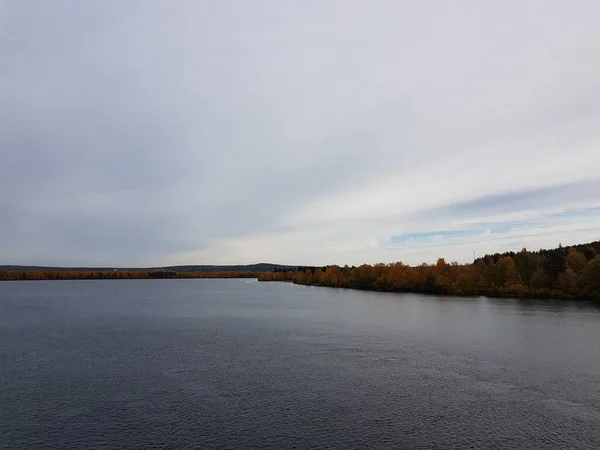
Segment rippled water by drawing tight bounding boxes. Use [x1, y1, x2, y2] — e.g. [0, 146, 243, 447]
[1, 279, 600, 449]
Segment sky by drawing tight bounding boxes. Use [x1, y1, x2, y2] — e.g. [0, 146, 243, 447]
[1, 1, 599, 267]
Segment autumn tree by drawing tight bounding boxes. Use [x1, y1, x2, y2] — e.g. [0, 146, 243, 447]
[583, 256, 600, 295]
[529, 270, 551, 291]
[565, 249, 587, 275]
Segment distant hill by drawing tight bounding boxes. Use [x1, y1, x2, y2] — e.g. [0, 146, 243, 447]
[157, 263, 297, 273]
[0, 263, 297, 273]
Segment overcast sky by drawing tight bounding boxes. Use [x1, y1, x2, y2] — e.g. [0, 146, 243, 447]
[1, 1, 599, 267]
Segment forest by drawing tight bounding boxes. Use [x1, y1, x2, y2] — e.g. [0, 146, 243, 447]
[258, 241, 600, 300]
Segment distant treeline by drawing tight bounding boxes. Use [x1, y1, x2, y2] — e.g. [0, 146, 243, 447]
[259, 241, 600, 300]
[0, 270, 259, 281]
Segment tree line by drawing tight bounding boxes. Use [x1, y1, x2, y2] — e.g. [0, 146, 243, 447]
[258, 241, 600, 300]
[0, 270, 259, 281]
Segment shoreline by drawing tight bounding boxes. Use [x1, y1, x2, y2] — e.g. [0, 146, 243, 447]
[258, 279, 600, 302]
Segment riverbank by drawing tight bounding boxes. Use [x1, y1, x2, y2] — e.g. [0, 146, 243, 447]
[259, 278, 600, 301]
[0, 269, 260, 281]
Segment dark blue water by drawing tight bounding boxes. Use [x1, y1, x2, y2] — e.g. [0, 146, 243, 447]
[1, 279, 600, 449]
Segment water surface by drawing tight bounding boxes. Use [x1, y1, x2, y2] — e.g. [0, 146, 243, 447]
[1, 279, 600, 449]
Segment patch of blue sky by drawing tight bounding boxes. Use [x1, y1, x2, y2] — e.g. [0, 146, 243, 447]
[547, 206, 600, 219]
[391, 206, 600, 248]
[391, 229, 481, 245]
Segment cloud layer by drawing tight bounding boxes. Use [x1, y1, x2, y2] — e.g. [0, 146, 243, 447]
[1, 1, 599, 266]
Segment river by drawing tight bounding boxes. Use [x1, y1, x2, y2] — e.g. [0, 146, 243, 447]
[1, 279, 599, 449]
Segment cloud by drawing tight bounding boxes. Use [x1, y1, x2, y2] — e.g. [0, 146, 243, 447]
[1, 1, 599, 266]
